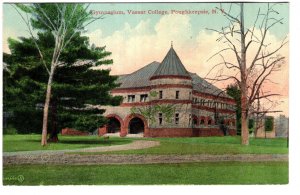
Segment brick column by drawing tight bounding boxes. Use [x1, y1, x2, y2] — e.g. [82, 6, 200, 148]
[98, 125, 107, 136]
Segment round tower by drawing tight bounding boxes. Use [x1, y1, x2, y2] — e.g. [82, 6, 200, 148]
[149, 44, 193, 132]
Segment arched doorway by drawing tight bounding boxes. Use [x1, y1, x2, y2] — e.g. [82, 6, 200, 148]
[129, 117, 144, 134]
[107, 117, 121, 133]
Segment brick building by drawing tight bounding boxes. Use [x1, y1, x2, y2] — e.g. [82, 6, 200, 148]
[99, 45, 236, 137]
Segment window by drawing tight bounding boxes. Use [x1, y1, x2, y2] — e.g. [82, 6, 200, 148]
[140, 94, 148, 102]
[193, 118, 198, 126]
[200, 118, 205, 125]
[175, 113, 179, 125]
[127, 95, 135, 102]
[175, 91, 180, 99]
[189, 114, 192, 126]
[192, 98, 196, 103]
[208, 119, 212, 125]
[159, 91, 163, 99]
[159, 113, 163, 125]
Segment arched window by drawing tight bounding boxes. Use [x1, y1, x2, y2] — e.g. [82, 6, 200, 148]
[207, 118, 212, 125]
[200, 117, 205, 125]
[193, 117, 198, 126]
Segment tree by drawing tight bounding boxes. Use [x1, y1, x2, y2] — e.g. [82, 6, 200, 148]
[50, 47, 122, 141]
[12, 3, 105, 145]
[226, 84, 241, 135]
[206, 3, 287, 145]
[4, 29, 122, 141]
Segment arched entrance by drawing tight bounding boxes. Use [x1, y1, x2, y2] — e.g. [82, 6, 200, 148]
[128, 117, 144, 134]
[107, 117, 121, 133]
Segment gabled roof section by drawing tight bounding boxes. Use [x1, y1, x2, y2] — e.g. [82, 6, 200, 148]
[189, 72, 231, 98]
[150, 46, 191, 79]
[115, 61, 160, 89]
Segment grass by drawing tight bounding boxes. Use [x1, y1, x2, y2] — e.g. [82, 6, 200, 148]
[3, 134, 133, 152]
[73, 136, 288, 155]
[3, 162, 288, 185]
[3, 135, 288, 155]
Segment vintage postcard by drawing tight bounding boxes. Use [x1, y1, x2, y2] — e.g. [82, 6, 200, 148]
[2, 1, 289, 188]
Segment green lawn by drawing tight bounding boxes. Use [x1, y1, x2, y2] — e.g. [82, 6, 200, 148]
[3, 134, 133, 152]
[73, 136, 288, 155]
[3, 162, 288, 185]
[4, 135, 288, 154]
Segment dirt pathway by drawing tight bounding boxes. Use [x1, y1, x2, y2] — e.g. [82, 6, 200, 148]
[3, 140, 288, 165]
[4, 153, 288, 165]
[3, 140, 160, 157]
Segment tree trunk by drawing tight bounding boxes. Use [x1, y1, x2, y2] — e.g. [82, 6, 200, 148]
[48, 100, 59, 143]
[41, 65, 56, 146]
[240, 3, 249, 145]
[241, 88, 249, 145]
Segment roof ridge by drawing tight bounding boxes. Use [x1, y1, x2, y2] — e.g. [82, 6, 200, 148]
[151, 46, 191, 78]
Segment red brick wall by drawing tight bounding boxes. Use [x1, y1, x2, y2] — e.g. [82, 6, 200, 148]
[61, 128, 89, 136]
[98, 126, 107, 136]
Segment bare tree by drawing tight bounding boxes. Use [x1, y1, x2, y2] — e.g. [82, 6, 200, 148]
[13, 4, 104, 145]
[250, 90, 282, 138]
[206, 3, 287, 145]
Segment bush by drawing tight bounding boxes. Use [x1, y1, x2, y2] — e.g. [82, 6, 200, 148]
[6, 110, 43, 134]
[3, 125, 17, 135]
[265, 117, 274, 132]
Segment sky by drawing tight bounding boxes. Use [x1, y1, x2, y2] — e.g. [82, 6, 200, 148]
[2, 2, 289, 116]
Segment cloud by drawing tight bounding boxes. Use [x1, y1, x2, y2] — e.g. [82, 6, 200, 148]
[2, 27, 19, 54]
[79, 14, 290, 116]
[85, 15, 194, 75]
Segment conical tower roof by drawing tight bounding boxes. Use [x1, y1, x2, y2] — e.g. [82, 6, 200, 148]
[150, 45, 191, 80]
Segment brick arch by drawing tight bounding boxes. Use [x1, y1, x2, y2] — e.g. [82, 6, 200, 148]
[106, 114, 124, 127]
[124, 114, 149, 137]
[199, 116, 206, 125]
[206, 116, 214, 125]
[98, 114, 124, 136]
[192, 115, 198, 126]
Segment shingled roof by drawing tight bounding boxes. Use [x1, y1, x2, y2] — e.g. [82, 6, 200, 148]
[151, 46, 191, 79]
[115, 63, 230, 98]
[116, 61, 160, 89]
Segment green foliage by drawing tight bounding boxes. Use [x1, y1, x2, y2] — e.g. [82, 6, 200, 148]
[226, 84, 241, 135]
[265, 117, 274, 131]
[15, 4, 92, 38]
[3, 125, 17, 135]
[3, 30, 121, 134]
[131, 104, 176, 124]
[149, 90, 158, 97]
[248, 119, 254, 129]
